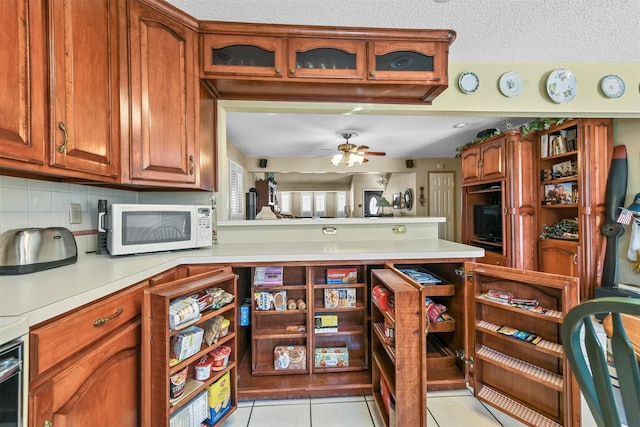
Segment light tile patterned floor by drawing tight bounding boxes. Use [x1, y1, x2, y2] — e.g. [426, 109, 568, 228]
[220, 317, 606, 426]
[220, 388, 598, 427]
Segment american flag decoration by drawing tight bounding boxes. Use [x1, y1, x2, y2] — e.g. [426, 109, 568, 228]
[617, 207, 634, 225]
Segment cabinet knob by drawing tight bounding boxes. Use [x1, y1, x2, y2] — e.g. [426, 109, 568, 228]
[44, 421, 53, 427]
[275, 66, 281, 73]
[369, 69, 376, 76]
[289, 67, 296, 74]
[57, 122, 69, 154]
[189, 155, 194, 175]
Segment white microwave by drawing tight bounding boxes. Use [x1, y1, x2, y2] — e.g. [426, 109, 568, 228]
[107, 204, 212, 256]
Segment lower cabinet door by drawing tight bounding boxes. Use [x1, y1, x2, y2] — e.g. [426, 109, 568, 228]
[29, 320, 140, 427]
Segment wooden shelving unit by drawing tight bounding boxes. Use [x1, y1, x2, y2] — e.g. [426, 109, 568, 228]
[535, 119, 612, 300]
[246, 263, 369, 392]
[467, 262, 580, 427]
[370, 268, 424, 427]
[142, 267, 238, 427]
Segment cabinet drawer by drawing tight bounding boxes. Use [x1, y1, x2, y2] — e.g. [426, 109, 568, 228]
[30, 281, 147, 378]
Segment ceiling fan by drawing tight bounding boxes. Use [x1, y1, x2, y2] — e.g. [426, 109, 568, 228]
[330, 131, 386, 167]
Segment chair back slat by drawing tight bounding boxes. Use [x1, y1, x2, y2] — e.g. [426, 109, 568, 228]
[561, 297, 640, 427]
[610, 313, 640, 426]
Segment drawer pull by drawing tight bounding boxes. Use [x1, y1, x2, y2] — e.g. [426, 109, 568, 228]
[93, 308, 123, 327]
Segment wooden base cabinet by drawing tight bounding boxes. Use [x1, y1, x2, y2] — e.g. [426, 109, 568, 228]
[467, 262, 580, 427]
[142, 267, 238, 427]
[28, 280, 148, 427]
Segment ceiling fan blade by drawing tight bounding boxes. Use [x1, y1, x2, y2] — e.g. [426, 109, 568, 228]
[600, 144, 628, 288]
[363, 151, 386, 156]
[362, 158, 369, 163]
[355, 145, 370, 151]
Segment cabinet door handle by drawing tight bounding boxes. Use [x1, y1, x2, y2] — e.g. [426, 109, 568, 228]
[44, 421, 53, 427]
[369, 69, 376, 76]
[573, 254, 578, 265]
[275, 66, 281, 73]
[93, 308, 123, 327]
[57, 122, 68, 154]
[289, 67, 296, 74]
[189, 155, 194, 175]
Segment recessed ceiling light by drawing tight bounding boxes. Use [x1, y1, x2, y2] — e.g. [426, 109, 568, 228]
[453, 123, 467, 128]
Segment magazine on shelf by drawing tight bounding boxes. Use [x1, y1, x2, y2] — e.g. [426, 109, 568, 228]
[399, 268, 442, 284]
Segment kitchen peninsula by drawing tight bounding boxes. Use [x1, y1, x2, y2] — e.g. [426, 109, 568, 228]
[1, 216, 483, 427]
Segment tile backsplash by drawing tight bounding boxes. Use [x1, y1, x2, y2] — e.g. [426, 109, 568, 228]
[0, 176, 138, 252]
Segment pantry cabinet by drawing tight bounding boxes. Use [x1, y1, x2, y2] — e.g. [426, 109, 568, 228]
[199, 21, 455, 104]
[468, 262, 580, 427]
[245, 264, 368, 397]
[142, 266, 238, 426]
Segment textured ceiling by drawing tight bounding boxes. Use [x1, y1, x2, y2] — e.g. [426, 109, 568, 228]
[166, 0, 639, 63]
[165, 0, 639, 160]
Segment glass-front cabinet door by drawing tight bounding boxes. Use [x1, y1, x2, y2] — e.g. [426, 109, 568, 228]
[201, 34, 285, 77]
[287, 38, 365, 79]
[367, 41, 446, 82]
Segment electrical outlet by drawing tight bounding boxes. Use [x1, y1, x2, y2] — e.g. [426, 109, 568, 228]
[69, 203, 83, 224]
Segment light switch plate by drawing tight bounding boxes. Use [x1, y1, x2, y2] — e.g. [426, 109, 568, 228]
[69, 203, 83, 224]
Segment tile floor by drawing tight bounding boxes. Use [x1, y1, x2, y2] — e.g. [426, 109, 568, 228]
[220, 317, 606, 427]
[220, 389, 598, 427]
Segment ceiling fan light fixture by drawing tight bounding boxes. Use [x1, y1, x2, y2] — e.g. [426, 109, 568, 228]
[331, 153, 344, 166]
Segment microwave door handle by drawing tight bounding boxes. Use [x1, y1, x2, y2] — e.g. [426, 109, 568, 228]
[0, 357, 21, 381]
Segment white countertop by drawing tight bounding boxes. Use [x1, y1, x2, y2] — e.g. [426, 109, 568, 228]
[0, 239, 483, 342]
[218, 216, 445, 226]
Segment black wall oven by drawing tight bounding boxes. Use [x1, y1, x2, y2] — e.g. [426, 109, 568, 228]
[0, 340, 23, 427]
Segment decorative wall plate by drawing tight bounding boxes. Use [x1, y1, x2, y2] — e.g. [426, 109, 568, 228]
[499, 71, 522, 97]
[404, 188, 413, 210]
[600, 74, 625, 98]
[458, 71, 479, 94]
[546, 69, 577, 103]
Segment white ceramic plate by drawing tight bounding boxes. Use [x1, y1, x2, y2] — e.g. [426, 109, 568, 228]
[458, 71, 479, 94]
[600, 74, 625, 98]
[546, 69, 577, 103]
[499, 71, 522, 97]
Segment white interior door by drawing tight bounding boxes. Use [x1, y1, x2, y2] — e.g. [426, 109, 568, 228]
[428, 172, 456, 241]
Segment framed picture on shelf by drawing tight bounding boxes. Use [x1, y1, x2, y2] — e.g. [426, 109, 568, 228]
[552, 160, 576, 178]
[544, 182, 577, 205]
[392, 193, 401, 209]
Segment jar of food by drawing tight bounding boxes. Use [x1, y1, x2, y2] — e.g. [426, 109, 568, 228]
[210, 345, 231, 371]
[169, 365, 189, 399]
[219, 319, 230, 337]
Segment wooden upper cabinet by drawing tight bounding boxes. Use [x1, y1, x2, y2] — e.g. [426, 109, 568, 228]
[287, 38, 366, 79]
[127, 0, 200, 187]
[461, 136, 506, 184]
[202, 34, 285, 78]
[48, 0, 122, 180]
[367, 41, 447, 84]
[199, 22, 455, 104]
[461, 146, 481, 183]
[0, 0, 47, 170]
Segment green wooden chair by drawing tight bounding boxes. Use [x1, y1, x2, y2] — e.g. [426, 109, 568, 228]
[561, 297, 640, 427]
